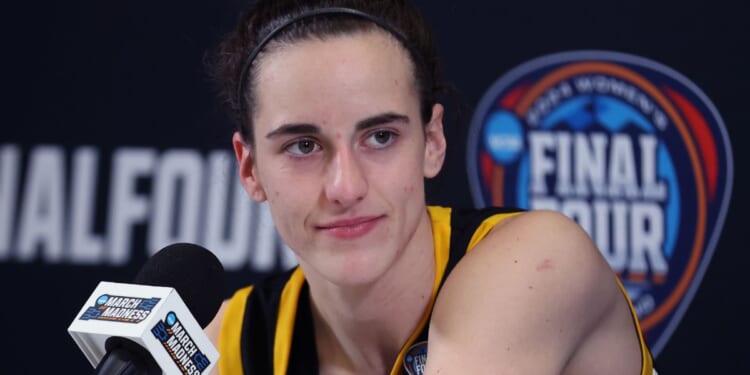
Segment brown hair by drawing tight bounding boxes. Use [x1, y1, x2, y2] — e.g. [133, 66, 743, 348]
[209, 0, 445, 144]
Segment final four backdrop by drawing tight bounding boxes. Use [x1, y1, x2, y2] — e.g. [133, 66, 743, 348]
[1, 0, 747, 373]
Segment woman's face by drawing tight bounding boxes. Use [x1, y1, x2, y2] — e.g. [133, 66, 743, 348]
[234, 30, 446, 286]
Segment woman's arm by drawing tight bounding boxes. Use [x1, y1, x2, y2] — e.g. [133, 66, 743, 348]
[425, 210, 637, 374]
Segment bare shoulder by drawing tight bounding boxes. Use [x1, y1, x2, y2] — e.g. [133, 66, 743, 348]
[425, 210, 627, 373]
[204, 300, 230, 375]
[459, 209, 615, 293]
[205, 299, 231, 349]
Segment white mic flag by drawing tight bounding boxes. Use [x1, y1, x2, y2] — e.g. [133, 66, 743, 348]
[69, 243, 224, 374]
[69, 281, 219, 374]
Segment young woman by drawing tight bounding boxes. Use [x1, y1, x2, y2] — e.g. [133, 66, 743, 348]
[205, 1, 655, 374]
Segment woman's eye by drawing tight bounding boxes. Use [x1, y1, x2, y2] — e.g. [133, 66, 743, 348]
[365, 130, 397, 149]
[285, 139, 320, 155]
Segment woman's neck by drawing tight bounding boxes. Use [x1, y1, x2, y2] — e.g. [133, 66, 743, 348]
[307, 209, 437, 375]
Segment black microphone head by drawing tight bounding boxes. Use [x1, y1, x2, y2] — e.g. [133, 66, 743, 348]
[134, 243, 224, 328]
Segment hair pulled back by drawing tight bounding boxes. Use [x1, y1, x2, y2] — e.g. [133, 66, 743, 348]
[210, 0, 445, 144]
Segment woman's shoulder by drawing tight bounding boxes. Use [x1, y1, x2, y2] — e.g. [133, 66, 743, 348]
[455, 209, 615, 301]
[204, 285, 255, 349]
[425, 209, 625, 373]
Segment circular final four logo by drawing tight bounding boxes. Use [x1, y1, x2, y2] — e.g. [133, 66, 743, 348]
[467, 51, 733, 355]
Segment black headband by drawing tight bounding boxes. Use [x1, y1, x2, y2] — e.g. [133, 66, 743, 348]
[236, 7, 422, 124]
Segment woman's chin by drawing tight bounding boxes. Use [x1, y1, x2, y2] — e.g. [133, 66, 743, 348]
[320, 258, 391, 288]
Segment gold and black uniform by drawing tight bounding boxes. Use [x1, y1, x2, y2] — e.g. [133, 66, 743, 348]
[218, 206, 654, 375]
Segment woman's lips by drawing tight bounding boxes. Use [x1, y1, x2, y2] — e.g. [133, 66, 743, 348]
[316, 216, 383, 239]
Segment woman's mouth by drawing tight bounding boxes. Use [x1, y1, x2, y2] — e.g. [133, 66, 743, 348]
[316, 216, 384, 239]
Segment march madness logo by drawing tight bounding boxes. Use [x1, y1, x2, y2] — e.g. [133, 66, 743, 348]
[79, 294, 160, 323]
[467, 51, 733, 355]
[151, 311, 212, 375]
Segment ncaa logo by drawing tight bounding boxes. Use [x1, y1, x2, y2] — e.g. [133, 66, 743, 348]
[466, 51, 733, 355]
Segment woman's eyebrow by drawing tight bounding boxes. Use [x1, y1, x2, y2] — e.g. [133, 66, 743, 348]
[265, 112, 410, 139]
[265, 123, 319, 139]
[355, 112, 410, 131]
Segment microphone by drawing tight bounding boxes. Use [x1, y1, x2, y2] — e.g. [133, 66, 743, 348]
[68, 243, 224, 374]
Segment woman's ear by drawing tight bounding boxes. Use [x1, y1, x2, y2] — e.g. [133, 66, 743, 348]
[423, 103, 447, 178]
[232, 132, 267, 202]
